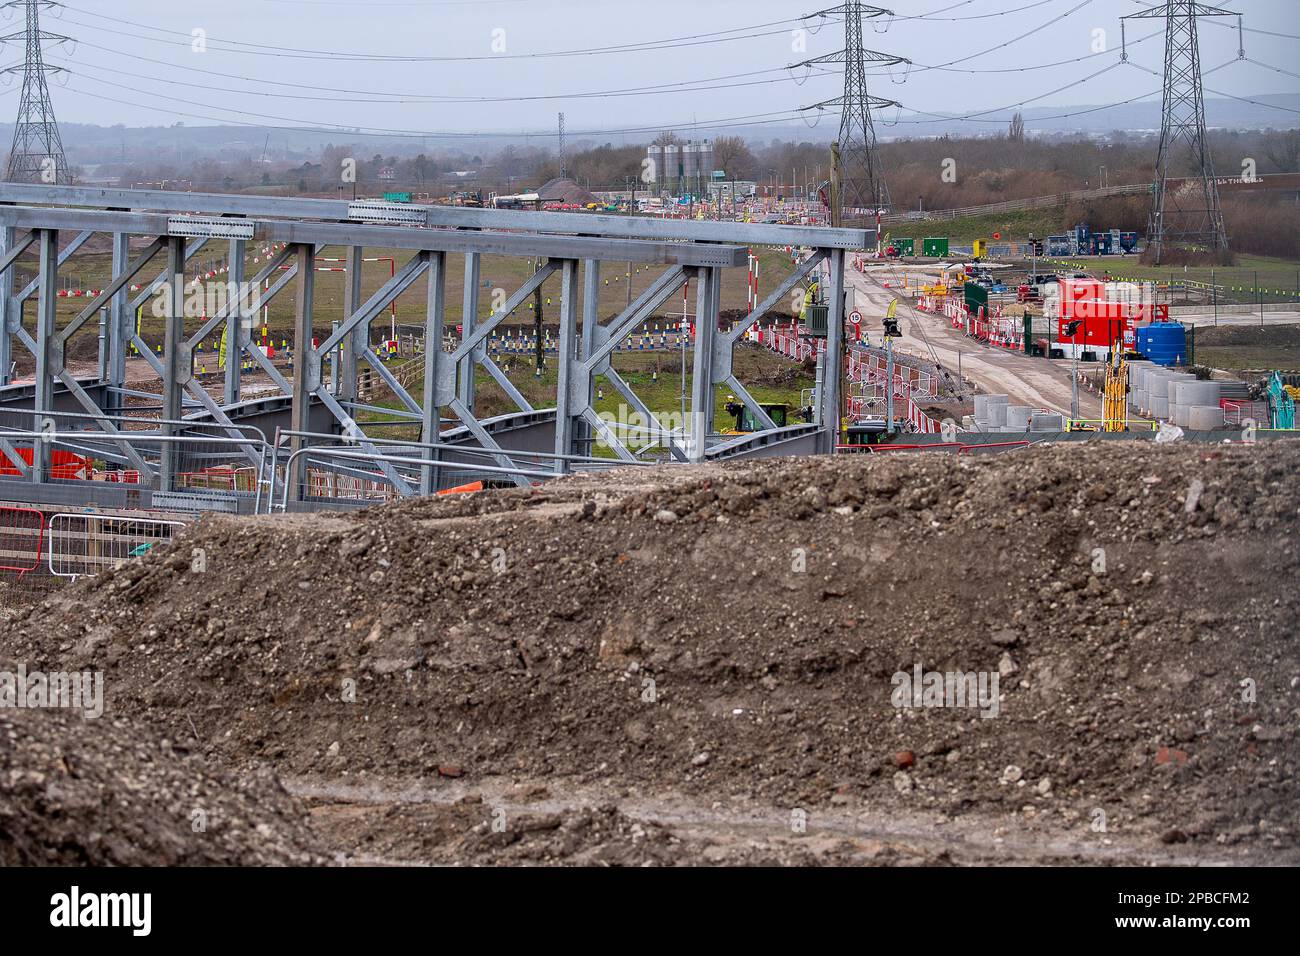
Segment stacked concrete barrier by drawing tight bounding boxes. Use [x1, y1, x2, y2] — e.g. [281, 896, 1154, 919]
[1173, 381, 1222, 429]
[1188, 405, 1226, 430]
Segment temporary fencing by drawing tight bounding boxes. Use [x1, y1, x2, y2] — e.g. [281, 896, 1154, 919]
[46, 513, 187, 580]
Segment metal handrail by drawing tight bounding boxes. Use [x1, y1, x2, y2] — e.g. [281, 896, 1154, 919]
[276, 445, 560, 513]
[271, 427, 645, 467]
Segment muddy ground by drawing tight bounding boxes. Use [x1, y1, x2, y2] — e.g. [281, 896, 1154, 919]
[2, 442, 1298, 865]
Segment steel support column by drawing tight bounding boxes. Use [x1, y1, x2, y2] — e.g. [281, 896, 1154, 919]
[552, 259, 580, 473]
[820, 248, 846, 454]
[688, 267, 715, 463]
[160, 235, 189, 490]
[419, 251, 446, 495]
[224, 237, 245, 406]
[108, 231, 130, 393]
[340, 245, 364, 404]
[31, 229, 58, 483]
[458, 251, 479, 411]
[289, 243, 316, 501]
[0, 226, 17, 386]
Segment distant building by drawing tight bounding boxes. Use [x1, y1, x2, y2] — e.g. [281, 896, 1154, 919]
[378, 167, 397, 182]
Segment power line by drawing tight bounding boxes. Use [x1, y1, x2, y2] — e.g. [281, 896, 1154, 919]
[866, 26, 1163, 75]
[55, 6, 822, 62]
[59, 84, 826, 139]
[49, 55, 823, 106]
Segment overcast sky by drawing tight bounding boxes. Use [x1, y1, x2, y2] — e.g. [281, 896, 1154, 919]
[5, 0, 1295, 142]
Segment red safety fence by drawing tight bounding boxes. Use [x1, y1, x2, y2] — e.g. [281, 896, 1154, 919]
[0, 447, 92, 481]
[0, 505, 45, 577]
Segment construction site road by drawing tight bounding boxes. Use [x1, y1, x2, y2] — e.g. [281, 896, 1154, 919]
[849, 266, 1103, 418]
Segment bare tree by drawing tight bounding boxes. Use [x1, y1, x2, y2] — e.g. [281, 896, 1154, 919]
[1008, 112, 1026, 143]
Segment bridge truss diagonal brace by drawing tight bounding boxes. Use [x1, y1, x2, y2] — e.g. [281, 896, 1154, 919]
[16, 230, 94, 304]
[714, 249, 829, 432]
[446, 397, 532, 488]
[283, 244, 415, 499]
[559, 263, 688, 464]
[55, 368, 156, 480]
[416, 260, 562, 425]
[50, 237, 166, 375]
[185, 242, 296, 352]
[445, 260, 560, 386]
[581, 264, 686, 372]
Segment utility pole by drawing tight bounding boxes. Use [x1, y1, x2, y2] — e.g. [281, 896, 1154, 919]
[794, 2, 905, 230]
[2, 0, 70, 184]
[1121, 1, 1237, 263]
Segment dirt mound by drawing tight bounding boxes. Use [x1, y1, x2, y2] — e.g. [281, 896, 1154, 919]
[0, 710, 326, 866]
[4, 442, 1299, 860]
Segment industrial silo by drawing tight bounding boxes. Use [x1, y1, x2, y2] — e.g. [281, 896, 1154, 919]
[681, 143, 698, 185]
[645, 144, 663, 184]
[663, 144, 680, 192]
[697, 139, 714, 180]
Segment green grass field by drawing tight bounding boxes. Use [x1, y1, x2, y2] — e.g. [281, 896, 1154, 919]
[361, 346, 816, 455]
[884, 207, 1065, 246]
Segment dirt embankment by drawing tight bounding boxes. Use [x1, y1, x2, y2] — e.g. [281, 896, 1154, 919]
[0, 710, 325, 866]
[3, 443, 1298, 865]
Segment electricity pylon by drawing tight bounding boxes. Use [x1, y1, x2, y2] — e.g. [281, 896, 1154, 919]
[795, 2, 905, 229]
[2, 0, 70, 184]
[1123, 1, 1236, 263]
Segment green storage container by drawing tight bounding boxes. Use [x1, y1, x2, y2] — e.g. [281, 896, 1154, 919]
[895, 237, 914, 256]
[922, 237, 949, 258]
[964, 281, 988, 313]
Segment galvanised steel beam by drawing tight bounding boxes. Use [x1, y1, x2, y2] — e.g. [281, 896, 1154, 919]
[0, 206, 173, 236]
[54, 237, 164, 351]
[0, 228, 35, 278]
[819, 248, 847, 454]
[339, 246, 365, 405]
[224, 238, 246, 407]
[1, 183, 875, 250]
[265, 220, 747, 268]
[458, 251, 479, 411]
[31, 229, 58, 483]
[713, 249, 829, 433]
[108, 232, 130, 392]
[160, 235, 188, 490]
[0, 226, 23, 385]
[688, 268, 716, 464]
[0, 184, 344, 221]
[288, 242, 315, 501]
[582, 265, 686, 370]
[551, 259, 580, 475]
[16, 230, 94, 304]
[316, 250, 430, 357]
[418, 251, 446, 495]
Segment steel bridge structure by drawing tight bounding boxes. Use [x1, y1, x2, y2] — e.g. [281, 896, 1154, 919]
[0, 183, 870, 515]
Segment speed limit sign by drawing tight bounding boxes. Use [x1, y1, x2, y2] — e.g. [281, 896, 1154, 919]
[849, 309, 863, 326]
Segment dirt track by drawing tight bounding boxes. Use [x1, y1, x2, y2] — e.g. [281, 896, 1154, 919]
[3, 442, 1298, 865]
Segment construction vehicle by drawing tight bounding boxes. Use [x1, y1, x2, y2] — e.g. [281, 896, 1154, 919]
[842, 416, 890, 447]
[722, 398, 792, 434]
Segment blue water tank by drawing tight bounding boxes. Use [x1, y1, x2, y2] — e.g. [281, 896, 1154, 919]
[1136, 322, 1187, 366]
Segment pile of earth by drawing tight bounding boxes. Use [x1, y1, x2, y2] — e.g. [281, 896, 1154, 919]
[0, 710, 326, 866]
[3, 441, 1298, 858]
